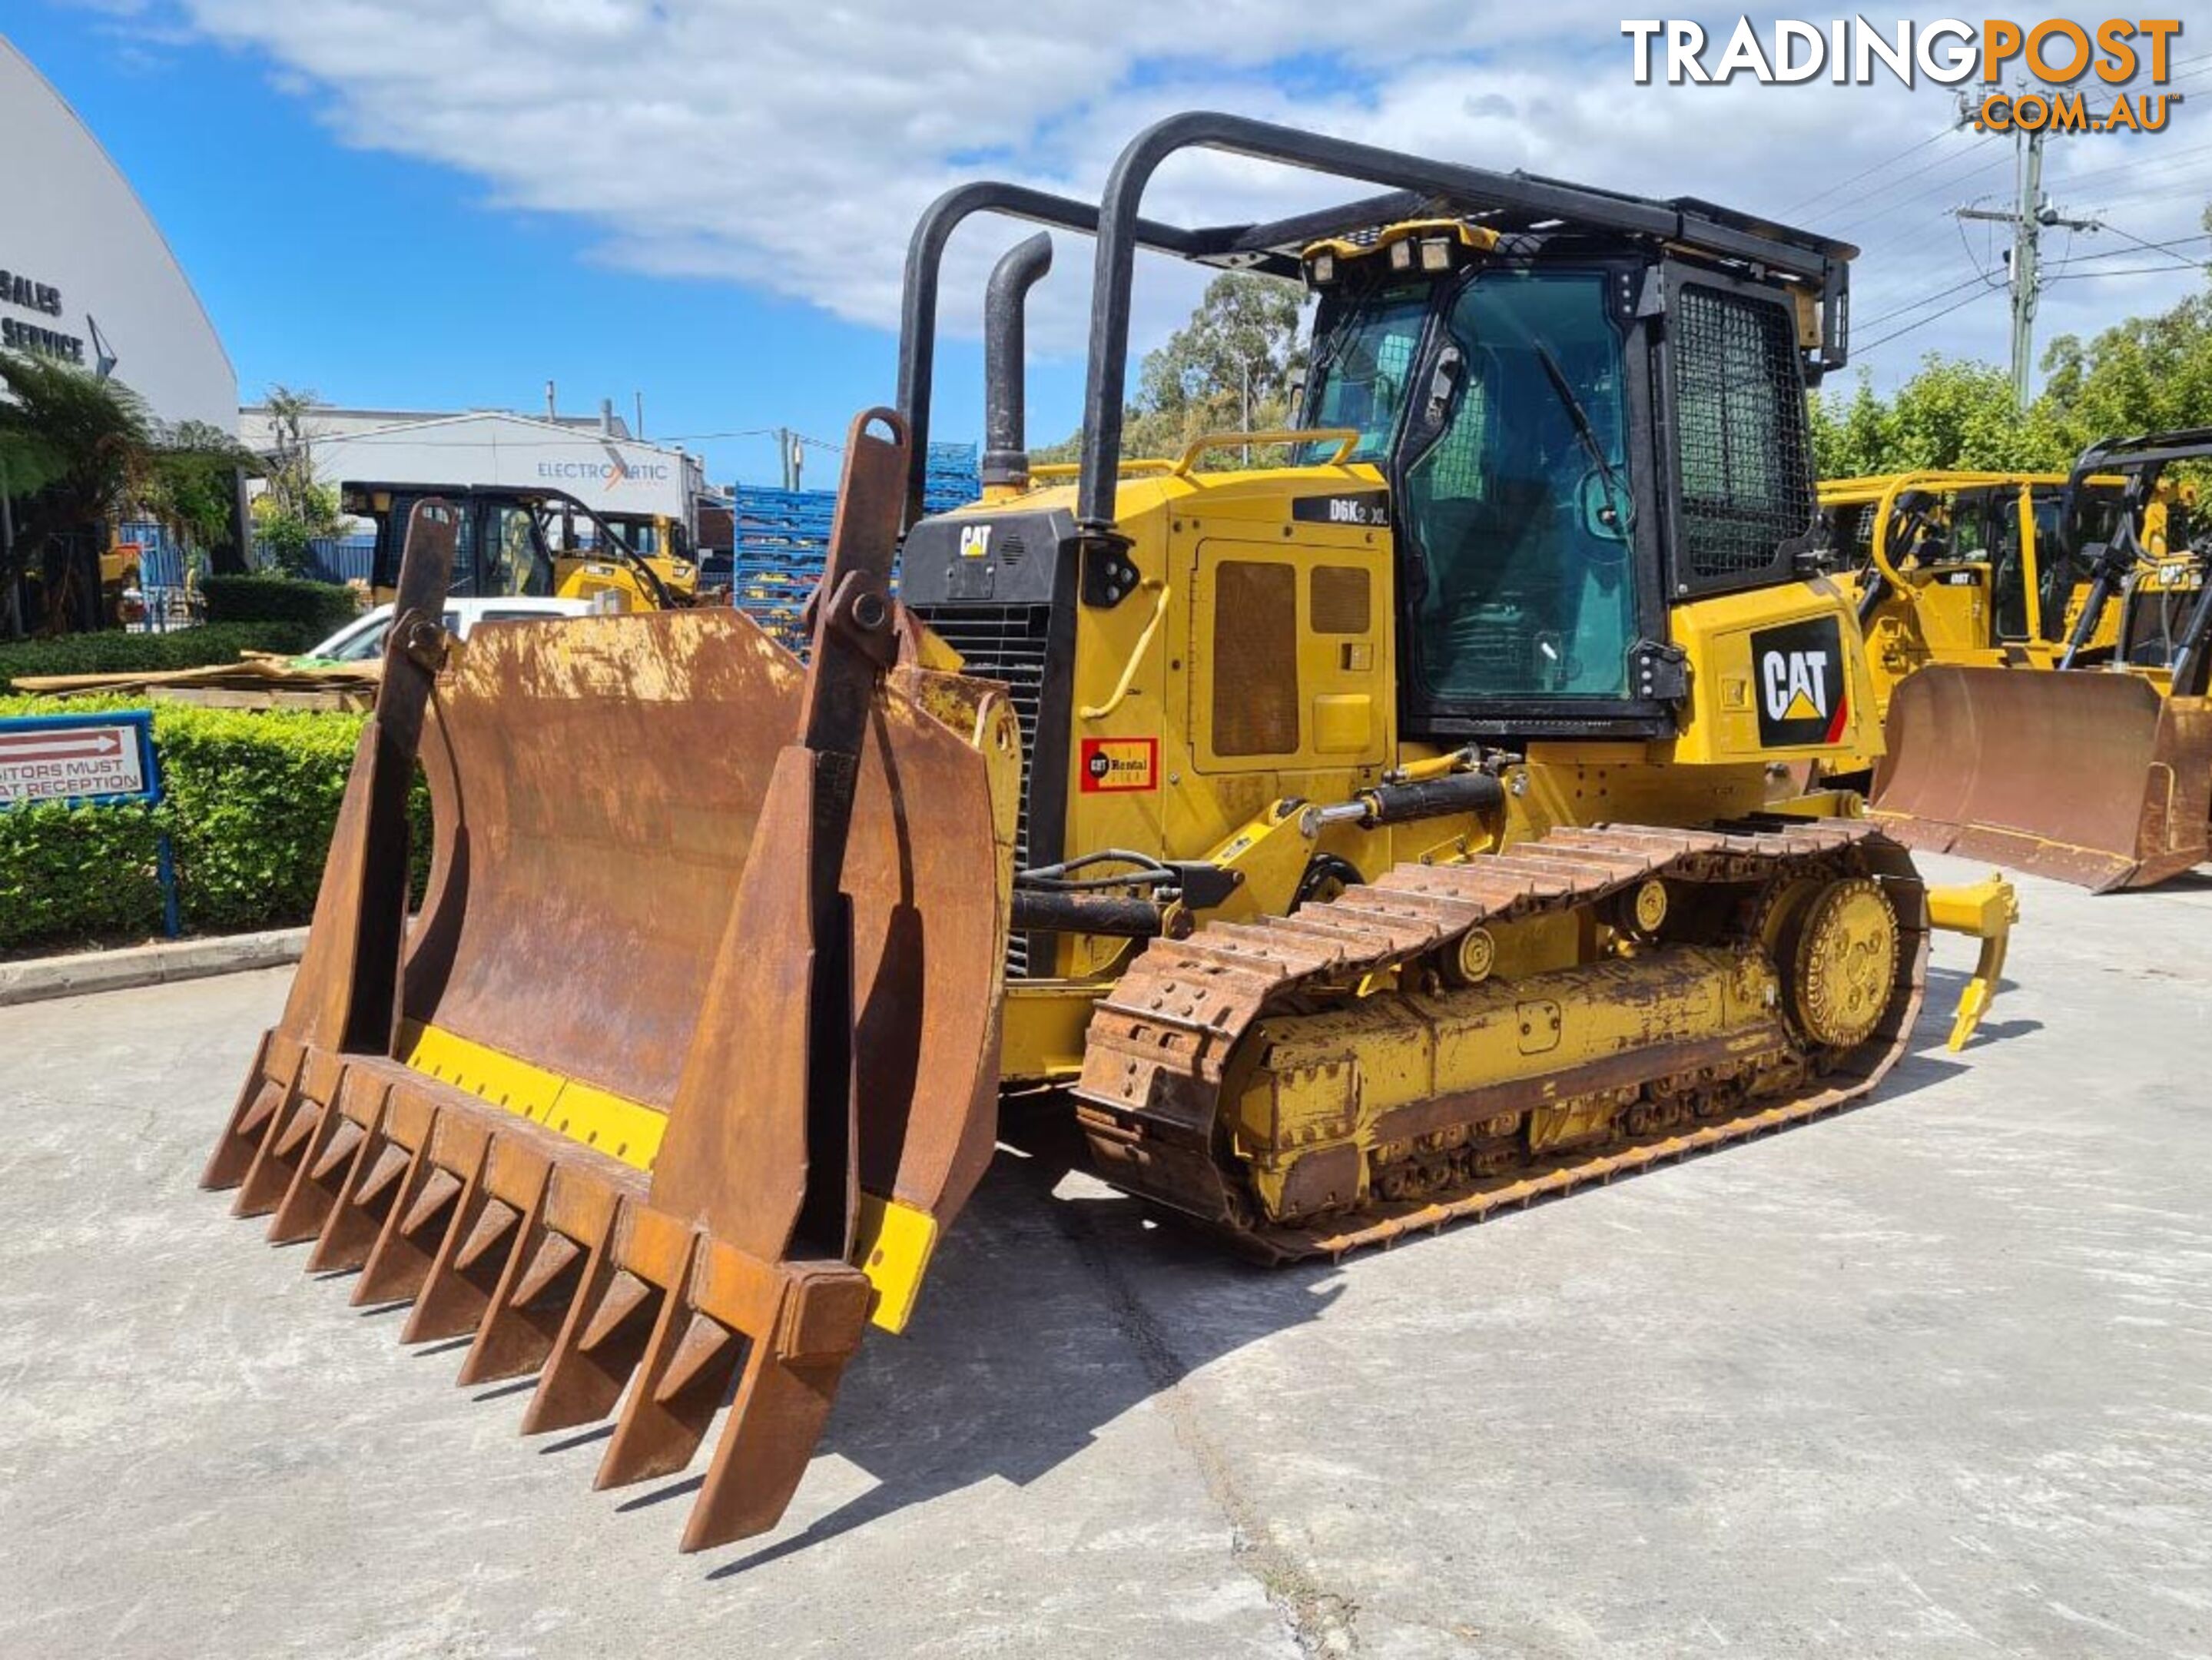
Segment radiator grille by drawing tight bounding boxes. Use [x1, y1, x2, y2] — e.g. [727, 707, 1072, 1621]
[909, 602, 1054, 976]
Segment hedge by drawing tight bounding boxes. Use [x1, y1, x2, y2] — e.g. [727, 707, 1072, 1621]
[201, 574, 362, 636]
[0, 622, 324, 686]
[0, 693, 429, 952]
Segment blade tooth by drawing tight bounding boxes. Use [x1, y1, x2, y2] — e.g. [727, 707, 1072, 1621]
[235, 1082, 284, 1139]
[309, 1118, 366, 1181]
[353, 1144, 412, 1207]
[399, 1167, 465, 1237]
[579, 1270, 654, 1353]
[508, 1232, 583, 1309]
[453, 1198, 522, 1271]
[273, 1097, 323, 1157]
[653, 1314, 737, 1406]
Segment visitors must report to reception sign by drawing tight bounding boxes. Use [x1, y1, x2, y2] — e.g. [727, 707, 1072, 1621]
[0, 711, 161, 807]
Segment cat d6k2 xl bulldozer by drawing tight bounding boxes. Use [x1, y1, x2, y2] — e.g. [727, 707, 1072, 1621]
[202, 113, 2015, 1552]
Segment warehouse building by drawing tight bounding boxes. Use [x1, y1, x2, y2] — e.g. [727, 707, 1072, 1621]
[0, 37, 237, 430]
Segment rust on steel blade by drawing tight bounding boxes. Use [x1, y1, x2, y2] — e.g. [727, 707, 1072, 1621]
[1871, 665, 2212, 891]
[204, 408, 1018, 1552]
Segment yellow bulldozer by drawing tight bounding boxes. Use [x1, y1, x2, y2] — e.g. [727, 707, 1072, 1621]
[1866, 430, 2212, 890]
[202, 113, 2015, 1552]
[340, 480, 706, 612]
[1799, 468, 2131, 784]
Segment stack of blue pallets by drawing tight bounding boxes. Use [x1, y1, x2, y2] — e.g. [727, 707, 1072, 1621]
[729, 442, 979, 652]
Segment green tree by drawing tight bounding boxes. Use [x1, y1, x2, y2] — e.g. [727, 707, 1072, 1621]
[0, 350, 155, 636]
[251, 386, 342, 576]
[1036, 272, 1310, 469]
[2038, 234, 2212, 451]
[144, 419, 257, 569]
[1810, 356, 2074, 476]
[1814, 208, 2212, 480]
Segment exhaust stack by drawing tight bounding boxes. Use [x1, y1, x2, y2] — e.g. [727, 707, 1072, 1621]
[981, 232, 1053, 493]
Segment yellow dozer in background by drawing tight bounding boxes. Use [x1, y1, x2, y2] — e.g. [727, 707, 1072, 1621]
[341, 480, 706, 613]
[1866, 431, 2212, 891]
[203, 113, 2014, 1552]
[1816, 468, 2128, 782]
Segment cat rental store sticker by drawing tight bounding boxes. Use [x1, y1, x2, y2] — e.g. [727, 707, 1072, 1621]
[1080, 736, 1158, 792]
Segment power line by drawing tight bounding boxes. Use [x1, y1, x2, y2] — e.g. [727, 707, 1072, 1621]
[1781, 127, 1955, 217]
[2051, 232, 2212, 271]
[1830, 144, 2014, 243]
[2043, 139, 2212, 195]
[2091, 221, 2212, 267]
[1854, 287, 1992, 357]
[2049, 264, 2212, 281]
[1855, 267, 2003, 330]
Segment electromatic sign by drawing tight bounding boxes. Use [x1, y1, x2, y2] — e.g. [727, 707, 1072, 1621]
[1750, 616, 1849, 746]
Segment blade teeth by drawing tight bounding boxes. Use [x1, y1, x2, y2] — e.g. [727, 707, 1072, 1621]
[235, 1082, 284, 1139]
[509, 1233, 582, 1309]
[579, 1270, 654, 1353]
[453, 1198, 522, 1271]
[400, 1167, 465, 1237]
[354, 1144, 412, 1207]
[273, 1098, 322, 1157]
[654, 1314, 737, 1406]
[310, 1117, 366, 1181]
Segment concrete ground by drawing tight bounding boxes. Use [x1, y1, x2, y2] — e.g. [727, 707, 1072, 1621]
[2, 851, 2209, 1659]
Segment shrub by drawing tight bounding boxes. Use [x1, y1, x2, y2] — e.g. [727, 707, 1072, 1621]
[201, 573, 361, 636]
[0, 693, 430, 951]
[0, 622, 321, 687]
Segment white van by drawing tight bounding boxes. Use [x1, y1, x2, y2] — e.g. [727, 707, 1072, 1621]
[299, 596, 598, 663]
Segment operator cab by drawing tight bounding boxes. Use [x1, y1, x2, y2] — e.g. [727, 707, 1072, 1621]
[343, 482, 690, 608]
[1289, 214, 1832, 737]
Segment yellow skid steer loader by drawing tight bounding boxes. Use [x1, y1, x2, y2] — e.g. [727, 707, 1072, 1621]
[204, 113, 2013, 1552]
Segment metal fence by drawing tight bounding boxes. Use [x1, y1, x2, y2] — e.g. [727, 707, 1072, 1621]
[727, 442, 980, 652]
[114, 521, 195, 631]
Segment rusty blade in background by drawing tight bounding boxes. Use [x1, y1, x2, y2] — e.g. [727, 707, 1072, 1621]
[1870, 666, 2212, 892]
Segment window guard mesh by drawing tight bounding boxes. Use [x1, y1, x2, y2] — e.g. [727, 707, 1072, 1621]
[1673, 285, 1815, 583]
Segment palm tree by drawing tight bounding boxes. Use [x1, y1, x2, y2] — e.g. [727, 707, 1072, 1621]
[0, 349, 153, 637]
[0, 353, 260, 636]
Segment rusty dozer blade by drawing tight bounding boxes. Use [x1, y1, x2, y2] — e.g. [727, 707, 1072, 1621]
[204, 413, 1021, 1552]
[1871, 665, 2212, 893]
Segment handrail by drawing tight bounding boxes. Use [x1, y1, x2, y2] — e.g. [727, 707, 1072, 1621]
[1079, 581, 1172, 720]
[1030, 458, 1178, 480]
[1171, 427, 1360, 476]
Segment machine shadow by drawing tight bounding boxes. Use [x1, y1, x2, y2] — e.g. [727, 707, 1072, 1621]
[701, 961, 2007, 1577]
[702, 1106, 1344, 1576]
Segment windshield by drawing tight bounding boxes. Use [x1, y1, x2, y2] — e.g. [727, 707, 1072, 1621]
[1403, 268, 1636, 700]
[1302, 283, 1431, 463]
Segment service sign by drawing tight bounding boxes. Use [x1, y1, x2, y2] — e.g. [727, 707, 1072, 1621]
[0, 711, 160, 807]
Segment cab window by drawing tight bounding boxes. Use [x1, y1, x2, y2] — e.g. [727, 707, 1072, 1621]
[1404, 270, 1634, 699]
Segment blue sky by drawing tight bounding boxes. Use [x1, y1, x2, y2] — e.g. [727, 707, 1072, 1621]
[12, 4, 2210, 490]
[10, 4, 997, 487]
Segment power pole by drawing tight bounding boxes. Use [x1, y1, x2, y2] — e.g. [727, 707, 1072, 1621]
[1953, 93, 2104, 407]
[776, 426, 795, 492]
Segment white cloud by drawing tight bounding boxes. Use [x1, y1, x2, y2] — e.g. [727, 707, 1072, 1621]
[90, 1, 2212, 386]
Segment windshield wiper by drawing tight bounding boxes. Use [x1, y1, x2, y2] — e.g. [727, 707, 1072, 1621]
[1534, 344, 1632, 534]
